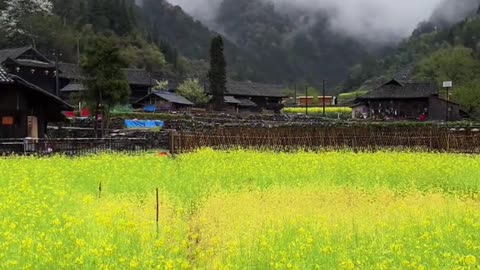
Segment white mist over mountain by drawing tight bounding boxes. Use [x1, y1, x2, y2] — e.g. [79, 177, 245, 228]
[165, 0, 453, 43]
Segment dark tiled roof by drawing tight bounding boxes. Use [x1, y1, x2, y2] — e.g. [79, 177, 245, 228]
[224, 96, 241, 104]
[226, 80, 287, 98]
[0, 46, 32, 63]
[136, 91, 194, 106]
[0, 46, 52, 65]
[59, 63, 84, 80]
[60, 83, 86, 92]
[237, 98, 258, 107]
[0, 66, 14, 83]
[208, 95, 242, 104]
[59, 63, 154, 86]
[125, 69, 154, 86]
[360, 79, 439, 100]
[12, 59, 55, 68]
[153, 91, 194, 105]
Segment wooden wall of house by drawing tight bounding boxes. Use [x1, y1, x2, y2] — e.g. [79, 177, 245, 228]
[428, 96, 461, 121]
[130, 85, 150, 103]
[0, 86, 27, 138]
[5, 65, 57, 94]
[223, 104, 238, 113]
[0, 85, 50, 138]
[154, 99, 173, 111]
[367, 99, 429, 119]
[298, 97, 335, 106]
[352, 105, 369, 119]
[249, 97, 280, 110]
[172, 103, 192, 111]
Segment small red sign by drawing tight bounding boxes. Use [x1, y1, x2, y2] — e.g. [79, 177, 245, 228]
[2, 116, 14, 125]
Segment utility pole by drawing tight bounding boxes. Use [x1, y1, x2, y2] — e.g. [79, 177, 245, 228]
[52, 50, 62, 97]
[305, 85, 308, 115]
[443, 81, 453, 124]
[76, 38, 81, 65]
[294, 84, 297, 106]
[446, 86, 450, 123]
[322, 80, 326, 117]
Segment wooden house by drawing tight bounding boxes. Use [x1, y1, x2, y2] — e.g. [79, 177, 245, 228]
[124, 69, 155, 103]
[0, 67, 72, 138]
[0, 47, 157, 106]
[58, 63, 155, 103]
[226, 80, 287, 112]
[0, 47, 58, 95]
[135, 91, 194, 112]
[206, 80, 286, 113]
[353, 79, 463, 121]
[206, 95, 258, 113]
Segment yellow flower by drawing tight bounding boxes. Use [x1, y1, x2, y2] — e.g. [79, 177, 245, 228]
[465, 255, 477, 265]
[340, 259, 355, 270]
[129, 257, 140, 269]
[52, 218, 61, 226]
[76, 239, 86, 248]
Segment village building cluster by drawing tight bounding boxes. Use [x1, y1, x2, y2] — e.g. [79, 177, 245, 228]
[0, 46, 467, 139]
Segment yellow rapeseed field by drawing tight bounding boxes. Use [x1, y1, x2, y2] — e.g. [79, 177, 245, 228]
[1, 150, 480, 269]
[284, 107, 352, 115]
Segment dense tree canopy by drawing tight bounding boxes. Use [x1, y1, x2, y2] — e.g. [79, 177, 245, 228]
[414, 46, 480, 85]
[81, 36, 130, 135]
[454, 80, 480, 118]
[176, 78, 209, 106]
[81, 36, 130, 108]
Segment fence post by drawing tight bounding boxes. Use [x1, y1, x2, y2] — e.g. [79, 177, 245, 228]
[429, 128, 433, 152]
[447, 129, 451, 153]
[156, 188, 160, 234]
[169, 131, 175, 154]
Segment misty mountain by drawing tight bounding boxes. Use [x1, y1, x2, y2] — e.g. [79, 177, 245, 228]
[141, 0, 372, 90]
[14, 0, 476, 93]
[430, 0, 480, 27]
[157, 0, 480, 93]
[215, 0, 369, 87]
[138, 0, 281, 81]
[343, 0, 480, 92]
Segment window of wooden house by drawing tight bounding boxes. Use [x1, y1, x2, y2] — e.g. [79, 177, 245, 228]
[2, 116, 14, 125]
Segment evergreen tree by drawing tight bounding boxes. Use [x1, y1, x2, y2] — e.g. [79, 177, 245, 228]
[208, 35, 227, 111]
[81, 36, 130, 137]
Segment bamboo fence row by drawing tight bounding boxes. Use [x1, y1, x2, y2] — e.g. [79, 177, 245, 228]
[169, 127, 480, 154]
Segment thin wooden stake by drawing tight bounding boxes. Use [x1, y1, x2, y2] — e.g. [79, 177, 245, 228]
[156, 188, 160, 234]
[98, 182, 102, 199]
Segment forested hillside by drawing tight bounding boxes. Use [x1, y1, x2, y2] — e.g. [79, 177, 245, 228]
[137, 0, 270, 81]
[341, 0, 480, 116]
[214, 0, 368, 87]
[0, 0, 373, 89]
[0, 0, 175, 74]
[1, 0, 480, 97]
[136, 0, 371, 87]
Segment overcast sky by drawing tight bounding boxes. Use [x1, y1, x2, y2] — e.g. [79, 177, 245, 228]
[166, 0, 450, 43]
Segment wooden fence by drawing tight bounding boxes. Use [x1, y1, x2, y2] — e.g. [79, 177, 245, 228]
[169, 126, 480, 154]
[0, 138, 153, 156]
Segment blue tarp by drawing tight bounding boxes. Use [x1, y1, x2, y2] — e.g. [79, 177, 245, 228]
[125, 120, 164, 129]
